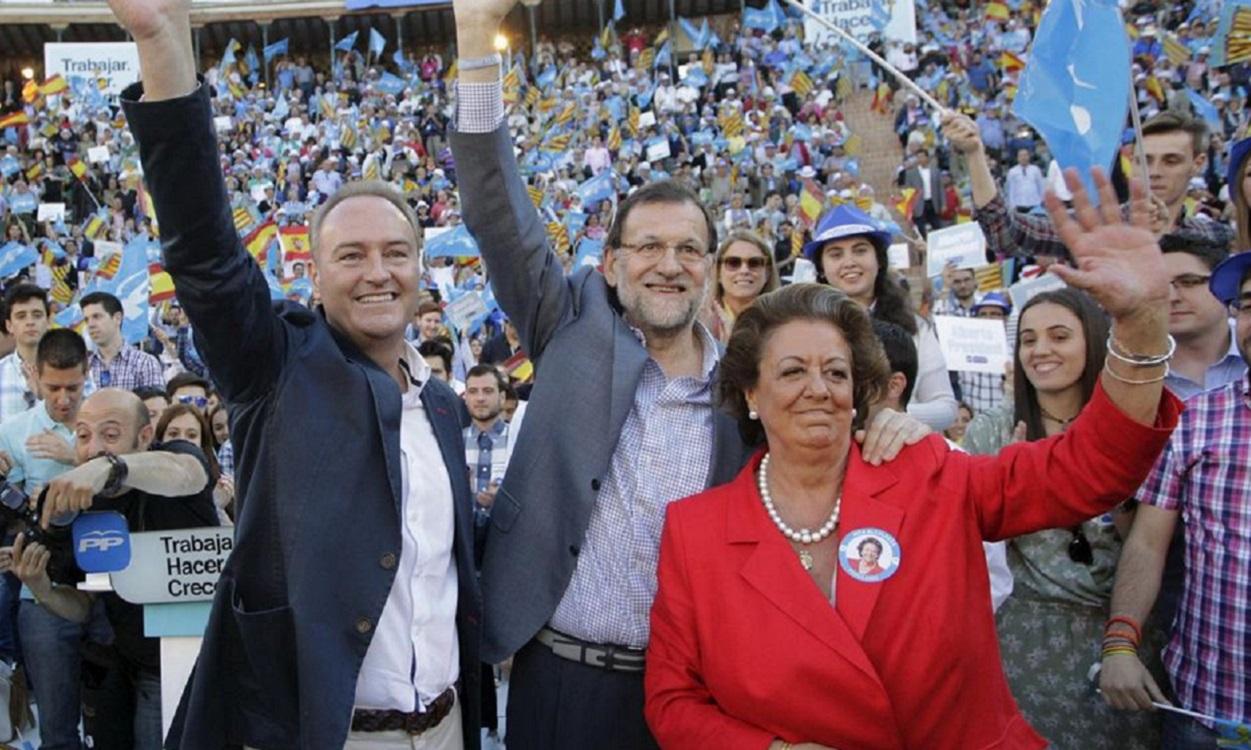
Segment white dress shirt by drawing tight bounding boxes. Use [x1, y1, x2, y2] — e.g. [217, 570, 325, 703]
[354, 346, 460, 713]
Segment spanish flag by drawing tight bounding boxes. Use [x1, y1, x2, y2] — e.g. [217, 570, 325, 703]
[244, 220, 278, 266]
[279, 226, 311, 262]
[39, 75, 68, 97]
[503, 351, 534, 383]
[799, 180, 825, 228]
[0, 111, 29, 129]
[985, 1, 1010, 21]
[67, 156, 88, 182]
[998, 51, 1025, 73]
[895, 187, 919, 219]
[149, 262, 176, 304]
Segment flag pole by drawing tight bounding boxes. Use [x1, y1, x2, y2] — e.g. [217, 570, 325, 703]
[780, 0, 947, 115]
[1126, 73, 1151, 187]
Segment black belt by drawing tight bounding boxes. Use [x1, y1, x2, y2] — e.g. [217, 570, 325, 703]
[351, 685, 456, 735]
[536, 627, 646, 673]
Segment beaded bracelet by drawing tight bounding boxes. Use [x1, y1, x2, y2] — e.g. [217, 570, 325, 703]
[1106, 332, 1176, 368]
[1102, 646, 1139, 658]
[1103, 361, 1167, 386]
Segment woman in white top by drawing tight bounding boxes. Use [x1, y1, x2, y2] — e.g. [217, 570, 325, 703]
[805, 204, 958, 430]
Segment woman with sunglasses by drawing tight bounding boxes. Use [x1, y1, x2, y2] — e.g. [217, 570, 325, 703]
[707, 230, 780, 344]
[964, 288, 1157, 749]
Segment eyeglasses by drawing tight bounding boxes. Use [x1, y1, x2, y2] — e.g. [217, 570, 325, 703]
[617, 241, 710, 265]
[721, 256, 768, 271]
[177, 395, 209, 409]
[1169, 273, 1211, 290]
[1067, 526, 1093, 565]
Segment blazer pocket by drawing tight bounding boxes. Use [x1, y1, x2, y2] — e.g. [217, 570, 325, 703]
[226, 579, 300, 738]
[490, 486, 522, 533]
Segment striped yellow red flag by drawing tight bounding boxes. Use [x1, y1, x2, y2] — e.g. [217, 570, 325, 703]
[67, 156, 88, 182]
[244, 220, 278, 265]
[39, 75, 68, 97]
[975, 263, 1004, 293]
[0, 111, 29, 129]
[998, 51, 1025, 72]
[280, 226, 311, 262]
[149, 262, 176, 303]
[527, 185, 544, 208]
[799, 180, 825, 228]
[607, 127, 622, 151]
[895, 187, 919, 218]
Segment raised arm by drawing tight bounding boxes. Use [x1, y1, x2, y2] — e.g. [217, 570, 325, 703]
[108, 0, 289, 403]
[448, 0, 575, 360]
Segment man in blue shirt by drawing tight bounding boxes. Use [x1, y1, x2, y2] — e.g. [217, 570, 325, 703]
[0, 329, 92, 750]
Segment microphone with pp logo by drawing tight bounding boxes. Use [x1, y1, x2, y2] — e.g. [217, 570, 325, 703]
[72, 512, 132, 573]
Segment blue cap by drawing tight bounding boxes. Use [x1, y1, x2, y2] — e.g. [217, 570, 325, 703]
[971, 291, 1012, 314]
[1209, 251, 1251, 304]
[801, 204, 893, 261]
[1227, 137, 1251, 197]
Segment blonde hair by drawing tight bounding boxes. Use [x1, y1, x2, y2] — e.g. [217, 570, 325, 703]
[714, 230, 780, 307]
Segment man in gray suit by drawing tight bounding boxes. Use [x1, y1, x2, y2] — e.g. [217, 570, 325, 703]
[902, 149, 946, 237]
[449, 2, 927, 746]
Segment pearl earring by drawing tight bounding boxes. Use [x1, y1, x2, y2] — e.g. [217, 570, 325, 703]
[748, 410, 759, 420]
[851, 408, 858, 418]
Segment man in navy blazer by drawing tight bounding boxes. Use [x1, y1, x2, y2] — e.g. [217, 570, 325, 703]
[106, 1, 481, 747]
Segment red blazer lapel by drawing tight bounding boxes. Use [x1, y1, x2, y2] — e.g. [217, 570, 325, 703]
[835, 445, 905, 642]
[727, 451, 885, 687]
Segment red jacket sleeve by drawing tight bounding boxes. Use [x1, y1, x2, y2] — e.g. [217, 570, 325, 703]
[963, 382, 1182, 541]
[645, 507, 778, 750]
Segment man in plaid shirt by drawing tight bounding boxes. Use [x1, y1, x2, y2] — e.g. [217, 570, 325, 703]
[1100, 252, 1251, 748]
[81, 291, 164, 392]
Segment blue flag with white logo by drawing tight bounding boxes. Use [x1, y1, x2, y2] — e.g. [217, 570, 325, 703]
[72, 512, 131, 573]
[369, 28, 387, 58]
[744, 4, 780, 33]
[425, 225, 481, 258]
[576, 170, 618, 206]
[376, 72, 407, 96]
[1187, 88, 1221, 130]
[8, 193, 36, 214]
[1012, 0, 1130, 202]
[0, 242, 37, 279]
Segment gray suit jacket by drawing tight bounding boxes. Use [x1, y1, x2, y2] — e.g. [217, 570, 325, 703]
[450, 125, 753, 663]
[903, 165, 945, 217]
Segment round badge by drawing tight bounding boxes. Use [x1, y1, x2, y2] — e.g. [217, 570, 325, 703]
[838, 527, 902, 583]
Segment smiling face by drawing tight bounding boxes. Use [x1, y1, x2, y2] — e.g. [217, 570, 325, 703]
[603, 200, 712, 339]
[820, 237, 880, 306]
[313, 195, 421, 349]
[746, 319, 855, 453]
[718, 240, 770, 306]
[1017, 302, 1087, 395]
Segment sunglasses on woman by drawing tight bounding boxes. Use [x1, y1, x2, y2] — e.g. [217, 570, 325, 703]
[721, 257, 767, 271]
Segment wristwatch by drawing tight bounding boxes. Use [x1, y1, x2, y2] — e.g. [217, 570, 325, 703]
[458, 53, 502, 71]
[101, 452, 128, 496]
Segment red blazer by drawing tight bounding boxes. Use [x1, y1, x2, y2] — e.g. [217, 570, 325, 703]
[646, 385, 1181, 750]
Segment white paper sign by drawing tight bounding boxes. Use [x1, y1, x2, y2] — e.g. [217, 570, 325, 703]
[110, 528, 233, 604]
[37, 203, 66, 222]
[933, 315, 1010, 375]
[637, 110, 656, 130]
[445, 291, 488, 332]
[43, 42, 140, 97]
[790, 257, 817, 284]
[94, 240, 123, 260]
[805, 0, 918, 45]
[213, 116, 233, 133]
[87, 145, 111, 164]
[925, 223, 987, 277]
[646, 139, 672, 162]
[887, 243, 910, 270]
[1007, 272, 1066, 310]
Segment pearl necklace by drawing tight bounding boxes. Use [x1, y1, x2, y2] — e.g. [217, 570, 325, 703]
[757, 453, 841, 570]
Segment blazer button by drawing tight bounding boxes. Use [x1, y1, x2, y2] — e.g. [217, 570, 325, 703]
[590, 479, 601, 491]
[355, 618, 373, 635]
[380, 552, 398, 570]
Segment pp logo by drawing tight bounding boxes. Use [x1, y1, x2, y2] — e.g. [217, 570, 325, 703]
[72, 512, 131, 573]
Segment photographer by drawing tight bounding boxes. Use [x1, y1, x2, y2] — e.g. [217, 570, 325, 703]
[6, 388, 215, 750]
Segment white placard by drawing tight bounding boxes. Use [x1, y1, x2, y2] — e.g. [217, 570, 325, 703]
[43, 42, 140, 97]
[933, 315, 1010, 375]
[110, 528, 233, 604]
[87, 145, 111, 164]
[1007, 272, 1066, 310]
[213, 116, 233, 133]
[37, 203, 66, 222]
[790, 257, 817, 284]
[925, 223, 987, 277]
[445, 291, 488, 332]
[887, 242, 910, 270]
[637, 110, 656, 130]
[646, 138, 672, 162]
[804, 0, 918, 45]
[94, 240, 122, 260]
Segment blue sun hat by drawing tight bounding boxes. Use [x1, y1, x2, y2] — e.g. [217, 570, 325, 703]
[1209, 251, 1251, 304]
[1226, 137, 1251, 196]
[971, 291, 1012, 315]
[801, 204, 893, 261]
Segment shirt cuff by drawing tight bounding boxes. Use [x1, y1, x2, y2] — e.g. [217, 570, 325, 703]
[455, 79, 505, 134]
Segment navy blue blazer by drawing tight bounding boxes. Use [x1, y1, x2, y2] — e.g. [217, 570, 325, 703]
[121, 83, 481, 750]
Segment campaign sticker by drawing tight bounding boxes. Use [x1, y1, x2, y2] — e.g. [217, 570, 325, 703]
[838, 527, 901, 583]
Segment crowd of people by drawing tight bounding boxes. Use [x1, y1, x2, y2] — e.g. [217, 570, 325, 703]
[0, 0, 1246, 746]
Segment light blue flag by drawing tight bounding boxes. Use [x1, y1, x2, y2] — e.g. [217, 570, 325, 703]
[272, 93, 290, 120]
[370, 28, 387, 58]
[683, 66, 709, 88]
[791, 123, 813, 142]
[691, 130, 715, 146]
[576, 170, 618, 206]
[113, 235, 154, 344]
[9, 193, 36, 215]
[0, 242, 37, 279]
[263, 38, 289, 62]
[655, 41, 672, 69]
[614, 0, 627, 23]
[39, 239, 67, 260]
[244, 46, 260, 73]
[1012, 0, 1130, 202]
[743, 5, 780, 33]
[220, 39, 239, 70]
[334, 31, 359, 52]
[869, 0, 892, 31]
[768, 0, 788, 28]
[1187, 88, 1221, 130]
[679, 17, 709, 48]
[537, 66, 558, 89]
[636, 85, 655, 109]
[565, 212, 588, 240]
[392, 49, 413, 73]
[574, 237, 604, 269]
[54, 305, 82, 331]
[591, 36, 607, 60]
[265, 272, 286, 301]
[376, 72, 407, 96]
[425, 225, 481, 258]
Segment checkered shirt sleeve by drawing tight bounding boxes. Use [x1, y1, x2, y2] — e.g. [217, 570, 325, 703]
[454, 80, 505, 134]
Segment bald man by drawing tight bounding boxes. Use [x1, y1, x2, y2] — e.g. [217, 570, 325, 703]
[6, 388, 217, 750]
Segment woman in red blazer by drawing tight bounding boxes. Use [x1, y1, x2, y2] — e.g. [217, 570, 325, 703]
[645, 172, 1181, 749]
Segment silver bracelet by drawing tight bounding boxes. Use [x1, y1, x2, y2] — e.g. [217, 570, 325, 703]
[1105, 332, 1175, 368]
[1103, 361, 1167, 386]
[458, 53, 502, 71]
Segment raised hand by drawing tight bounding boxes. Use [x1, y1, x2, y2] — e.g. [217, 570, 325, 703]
[452, 0, 520, 33]
[1045, 168, 1169, 322]
[940, 111, 983, 155]
[105, 0, 195, 101]
[105, 0, 190, 43]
